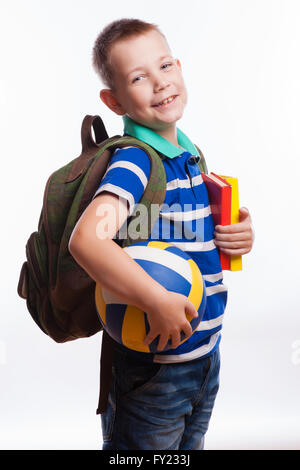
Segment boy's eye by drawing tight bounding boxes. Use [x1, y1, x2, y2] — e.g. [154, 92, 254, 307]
[131, 62, 173, 83]
[161, 62, 173, 70]
[132, 75, 144, 83]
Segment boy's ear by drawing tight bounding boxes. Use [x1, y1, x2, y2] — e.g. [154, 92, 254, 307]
[175, 59, 182, 70]
[100, 89, 125, 116]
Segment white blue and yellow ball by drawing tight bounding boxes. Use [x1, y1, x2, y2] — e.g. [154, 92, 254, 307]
[95, 241, 206, 353]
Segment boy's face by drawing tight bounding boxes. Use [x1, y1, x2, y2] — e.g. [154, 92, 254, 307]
[103, 30, 187, 133]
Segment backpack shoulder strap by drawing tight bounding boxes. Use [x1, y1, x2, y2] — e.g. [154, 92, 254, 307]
[194, 144, 208, 174]
[101, 136, 167, 247]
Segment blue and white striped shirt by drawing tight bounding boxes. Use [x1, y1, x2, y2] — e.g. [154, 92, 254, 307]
[94, 116, 227, 363]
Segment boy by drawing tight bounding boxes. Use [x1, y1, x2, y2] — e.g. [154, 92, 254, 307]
[68, 18, 253, 450]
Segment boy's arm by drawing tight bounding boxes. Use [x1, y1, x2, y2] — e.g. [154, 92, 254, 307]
[68, 192, 198, 351]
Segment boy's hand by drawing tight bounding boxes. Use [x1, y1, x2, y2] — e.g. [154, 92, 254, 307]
[144, 291, 198, 352]
[214, 207, 254, 256]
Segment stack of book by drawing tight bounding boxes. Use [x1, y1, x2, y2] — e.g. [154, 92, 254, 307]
[201, 172, 242, 271]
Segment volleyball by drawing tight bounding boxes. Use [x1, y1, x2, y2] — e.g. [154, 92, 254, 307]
[95, 241, 206, 353]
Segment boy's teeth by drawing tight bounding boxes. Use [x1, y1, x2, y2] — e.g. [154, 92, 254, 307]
[159, 96, 175, 106]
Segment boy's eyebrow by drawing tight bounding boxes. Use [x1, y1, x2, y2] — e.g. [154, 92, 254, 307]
[127, 55, 174, 77]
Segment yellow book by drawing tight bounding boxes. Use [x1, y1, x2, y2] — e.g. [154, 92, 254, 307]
[218, 175, 242, 271]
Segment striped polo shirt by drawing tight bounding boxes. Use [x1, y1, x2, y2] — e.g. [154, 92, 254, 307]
[94, 116, 228, 363]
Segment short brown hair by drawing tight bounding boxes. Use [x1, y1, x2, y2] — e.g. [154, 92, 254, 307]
[92, 18, 166, 90]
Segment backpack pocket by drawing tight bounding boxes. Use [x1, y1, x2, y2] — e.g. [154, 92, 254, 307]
[17, 261, 28, 299]
[26, 231, 48, 290]
[17, 258, 48, 333]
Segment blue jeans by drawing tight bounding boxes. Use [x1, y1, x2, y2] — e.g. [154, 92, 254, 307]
[101, 345, 220, 450]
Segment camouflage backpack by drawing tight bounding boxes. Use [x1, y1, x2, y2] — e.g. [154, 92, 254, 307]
[17, 114, 207, 412]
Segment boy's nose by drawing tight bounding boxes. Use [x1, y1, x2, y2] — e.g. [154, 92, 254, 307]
[153, 76, 170, 93]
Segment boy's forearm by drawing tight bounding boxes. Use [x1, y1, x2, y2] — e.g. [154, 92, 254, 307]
[69, 232, 167, 313]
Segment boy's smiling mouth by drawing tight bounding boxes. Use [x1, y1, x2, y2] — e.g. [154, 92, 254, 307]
[152, 95, 178, 108]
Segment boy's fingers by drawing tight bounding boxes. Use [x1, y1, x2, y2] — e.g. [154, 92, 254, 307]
[215, 220, 249, 233]
[144, 323, 194, 351]
[144, 331, 172, 350]
[214, 230, 251, 241]
[143, 331, 158, 346]
[182, 322, 193, 338]
[214, 239, 252, 249]
[218, 246, 252, 256]
[215, 207, 251, 234]
[157, 334, 170, 351]
[239, 207, 250, 221]
[185, 299, 198, 318]
[170, 331, 181, 350]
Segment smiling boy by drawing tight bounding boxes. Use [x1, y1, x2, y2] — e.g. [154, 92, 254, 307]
[99, 29, 187, 145]
[68, 18, 253, 450]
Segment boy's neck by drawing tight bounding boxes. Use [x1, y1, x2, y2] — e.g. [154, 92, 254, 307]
[155, 125, 182, 149]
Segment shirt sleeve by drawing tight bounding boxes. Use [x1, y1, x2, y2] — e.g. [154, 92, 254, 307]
[93, 146, 151, 216]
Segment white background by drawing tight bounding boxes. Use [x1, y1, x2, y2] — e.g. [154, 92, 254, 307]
[1, 0, 300, 450]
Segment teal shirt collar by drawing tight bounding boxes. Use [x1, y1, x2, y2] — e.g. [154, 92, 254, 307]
[122, 115, 199, 159]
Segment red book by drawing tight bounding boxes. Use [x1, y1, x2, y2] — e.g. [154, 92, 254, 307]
[201, 172, 232, 270]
